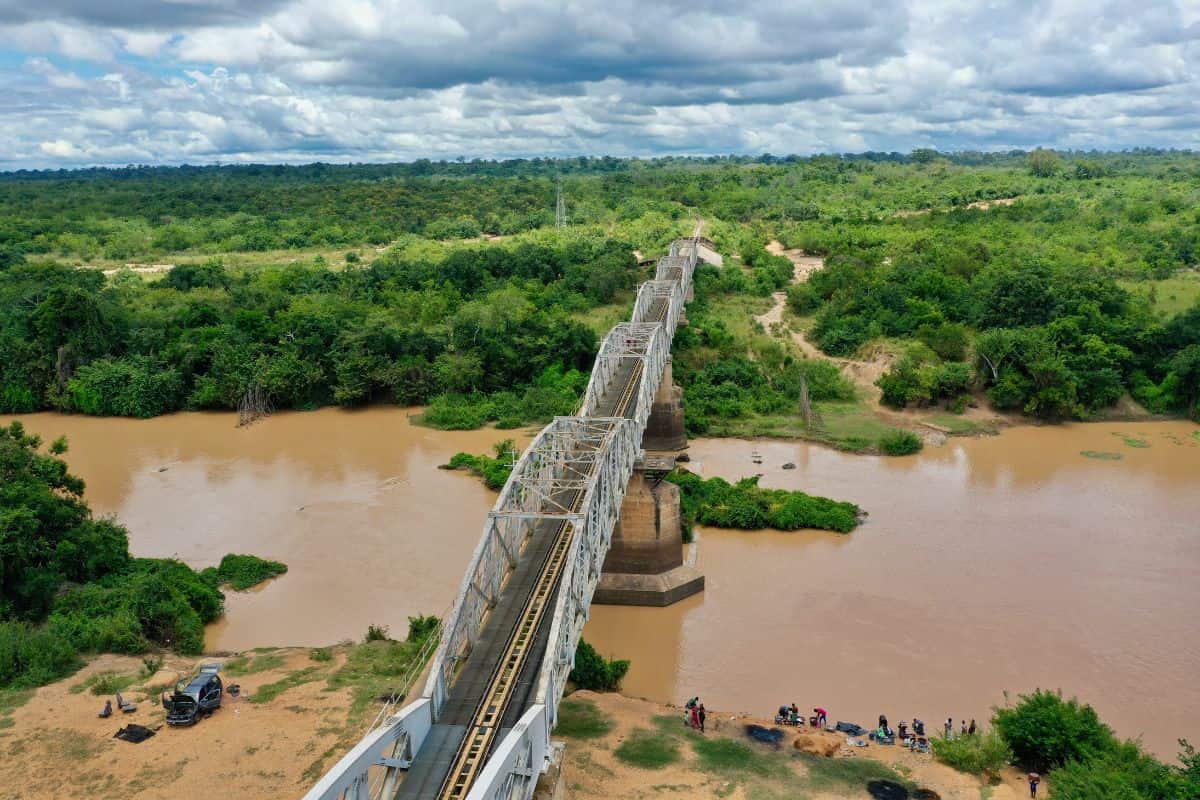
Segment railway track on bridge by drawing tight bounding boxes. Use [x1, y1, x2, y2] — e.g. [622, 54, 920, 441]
[306, 236, 702, 800]
[435, 359, 645, 800]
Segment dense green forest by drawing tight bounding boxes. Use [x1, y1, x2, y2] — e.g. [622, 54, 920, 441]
[0, 421, 283, 689]
[0, 150, 1197, 429]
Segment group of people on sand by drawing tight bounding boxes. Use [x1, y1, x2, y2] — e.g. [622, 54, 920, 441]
[775, 703, 827, 728]
[878, 714, 978, 745]
[683, 697, 707, 732]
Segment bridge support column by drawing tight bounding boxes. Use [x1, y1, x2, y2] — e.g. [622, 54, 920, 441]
[594, 471, 704, 607]
[640, 359, 687, 453]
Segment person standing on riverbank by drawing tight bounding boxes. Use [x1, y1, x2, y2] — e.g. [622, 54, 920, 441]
[698, 704, 706, 733]
[968, 719, 976, 736]
[944, 718, 953, 738]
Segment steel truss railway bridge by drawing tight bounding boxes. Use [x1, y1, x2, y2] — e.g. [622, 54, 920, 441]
[305, 234, 703, 800]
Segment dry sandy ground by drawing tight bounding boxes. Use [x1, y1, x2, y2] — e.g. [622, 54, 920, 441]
[0, 650, 360, 800]
[893, 197, 1020, 218]
[3, 657, 1039, 800]
[560, 691, 1036, 800]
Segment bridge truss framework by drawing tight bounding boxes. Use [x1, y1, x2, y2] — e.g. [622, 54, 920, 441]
[304, 237, 701, 800]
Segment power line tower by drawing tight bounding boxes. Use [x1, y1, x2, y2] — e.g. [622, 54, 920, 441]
[555, 176, 566, 228]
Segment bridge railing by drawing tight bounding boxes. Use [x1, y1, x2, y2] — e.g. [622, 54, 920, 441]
[464, 705, 548, 800]
[533, 416, 639, 734]
[424, 416, 606, 715]
[304, 699, 434, 800]
[630, 280, 684, 342]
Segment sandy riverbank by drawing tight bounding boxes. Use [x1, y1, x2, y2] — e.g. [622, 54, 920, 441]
[557, 690, 1034, 800]
[0, 653, 1035, 800]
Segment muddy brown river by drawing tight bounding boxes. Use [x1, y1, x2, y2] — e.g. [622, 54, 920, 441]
[9, 411, 1199, 757]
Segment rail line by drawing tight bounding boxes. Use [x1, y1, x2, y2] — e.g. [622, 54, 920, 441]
[436, 491, 581, 799]
[435, 355, 644, 800]
[302, 235, 704, 800]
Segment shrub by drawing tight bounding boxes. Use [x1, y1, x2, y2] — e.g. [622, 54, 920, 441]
[668, 470, 861, 533]
[0, 622, 81, 689]
[442, 440, 518, 490]
[199, 554, 288, 590]
[406, 615, 439, 643]
[569, 640, 629, 692]
[932, 731, 1013, 780]
[364, 624, 390, 642]
[879, 429, 923, 456]
[917, 322, 970, 361]
[993, 689, 1116, 772]
[85, 671, 138, 696]
[786, 283, 821, 314]
[1049, 740, 1185, 800]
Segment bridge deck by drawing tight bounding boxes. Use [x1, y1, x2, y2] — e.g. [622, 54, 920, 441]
[395, 358, 644, 800]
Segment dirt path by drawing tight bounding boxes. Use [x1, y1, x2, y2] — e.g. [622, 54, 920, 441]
[756, 241, 1012, 436]
[758, 242, 894, 404]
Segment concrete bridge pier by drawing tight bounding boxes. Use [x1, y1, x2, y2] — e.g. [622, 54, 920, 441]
[593, 471, 704, 606]
[640, 359, 687, 453]
[595, 361, 704, 607]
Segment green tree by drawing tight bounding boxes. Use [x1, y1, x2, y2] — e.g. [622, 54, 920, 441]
[1028, 148, 1063, 177]
[993, 689, 1116, 772]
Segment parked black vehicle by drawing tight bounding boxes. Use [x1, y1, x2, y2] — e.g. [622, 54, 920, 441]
[162, 664, 223, 726]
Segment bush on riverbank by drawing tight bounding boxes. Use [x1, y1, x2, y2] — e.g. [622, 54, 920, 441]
[984, 690, 1200, 800]
[667, 469, 862, 534]
[0, 422, 285, 690]
[569, 640, 629, 692]
[931, 730, 1012, 780]
[879, 429, 923, 456]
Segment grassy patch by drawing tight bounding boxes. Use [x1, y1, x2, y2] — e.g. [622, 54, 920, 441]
[223, 652, 286, 676]
[553, 699, 613, 739]
[926, 412, 992, 435]
[1081, 450, 1122, 460]
[614, 729, 681, 769]
[795, 752, 912, 792]
[931, 731, 1013, 781]
[693, 736, 787, 779]
[43, 728, 106, 761]
[1120, 274, 1200, 318]
[326, 639, 426, 717]
[0, 688, 35, 719]
[301, 745, 341, 784]
[250, 667, 324, 704]
[69, 670, 138, 696]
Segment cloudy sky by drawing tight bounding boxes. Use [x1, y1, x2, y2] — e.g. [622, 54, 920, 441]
[1, 0, 1198, 169]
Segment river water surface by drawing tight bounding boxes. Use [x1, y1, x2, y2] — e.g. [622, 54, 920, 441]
[9, 411, 1199, 757]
